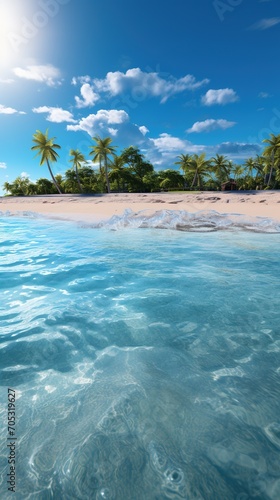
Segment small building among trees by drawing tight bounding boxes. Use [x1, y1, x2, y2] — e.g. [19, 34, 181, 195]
[221, 179, 237, 191]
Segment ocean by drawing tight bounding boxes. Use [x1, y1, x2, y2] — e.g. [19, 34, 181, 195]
[1, 211, 280, 499]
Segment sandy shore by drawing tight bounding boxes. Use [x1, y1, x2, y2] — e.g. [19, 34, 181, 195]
[1, 191, 280, 223]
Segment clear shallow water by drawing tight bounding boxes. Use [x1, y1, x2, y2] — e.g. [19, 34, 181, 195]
[0, 213, 280, 499]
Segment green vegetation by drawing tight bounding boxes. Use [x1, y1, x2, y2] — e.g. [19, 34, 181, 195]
[3, 131, 280, 196]
[31, 129, 62, 194]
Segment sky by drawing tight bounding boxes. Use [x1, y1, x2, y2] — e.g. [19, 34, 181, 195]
[0, 0, 280, 194]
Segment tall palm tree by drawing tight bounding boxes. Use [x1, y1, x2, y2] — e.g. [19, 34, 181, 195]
[210, 154, 231, 185]
[244, 157, 255, 178]
[69, 149, 87, 193]
[254, 154, 268, 187]
[262, 133, 280, 187]
[31, 129, 62, 194]
[232, 164, 244, 181]
[189, 153, 211, 189]
[89, 136, 116, 193]
[174, 154, 193, 181]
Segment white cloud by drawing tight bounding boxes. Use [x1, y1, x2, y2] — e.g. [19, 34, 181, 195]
[20, 172, 30, 178]
[108, 127, 118, 136]
[146, 136, 262, 168]
[139, 125, 149, 136]
[249, 18, 280, 30]
[0, 78, 14, 84]
[201, 88, 238, 106]
[151, 133, 189, 152]
[71, 75, 91, 86]
[13, 64, 62, 87]
[145, 133, 206, 167]
[67, 109, 129, 135]
[187, 119, 236, 133]
[78, 68, 209, 104]
[33, 106, 77, 123]
[75, 83, 100, 108]
[0, 104, 25, 115]
[0, 162, 7, 169]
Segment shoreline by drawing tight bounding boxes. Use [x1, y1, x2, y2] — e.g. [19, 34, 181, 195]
[1, 191, 280, 224]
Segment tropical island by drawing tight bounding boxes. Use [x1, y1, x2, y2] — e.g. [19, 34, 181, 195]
[2, 131, 280, 196]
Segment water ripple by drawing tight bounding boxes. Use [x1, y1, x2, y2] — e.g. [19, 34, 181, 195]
[0, 215, 280, 499]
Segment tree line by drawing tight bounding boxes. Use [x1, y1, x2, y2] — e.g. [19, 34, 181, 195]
[3, 130, 280, 196]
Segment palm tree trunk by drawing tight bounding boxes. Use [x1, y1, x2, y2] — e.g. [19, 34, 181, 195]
[191, 170, 198, 188]
[75, 167, 83, 193]
[104, 155, 111, 193]
[47, 159, 62, 194]
[267, 152, 274, 187]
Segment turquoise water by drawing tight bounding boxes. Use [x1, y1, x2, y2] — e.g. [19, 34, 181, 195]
[1, 213, 280, 499]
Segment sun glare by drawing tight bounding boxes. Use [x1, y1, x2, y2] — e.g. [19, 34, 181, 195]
[0, 0, 35, 68]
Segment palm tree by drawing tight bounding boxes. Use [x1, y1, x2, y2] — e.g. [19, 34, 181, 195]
[175, 154, 193, 188]
[175, 154, 193, 174]
[3, 181, 13, 195]
[210, 154, 231, 185]
[108, 155, 131, 192]
[69, 149, 87, 193]
[3, 176, 32, 196]
[262, 133, 280, 187]
[189, 153, 211, 189]
[232, 165, 244, 181]
[31, 130, 62, 194]
[89, 136, 116, 193]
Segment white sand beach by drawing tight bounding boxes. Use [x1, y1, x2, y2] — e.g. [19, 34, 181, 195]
[1, 191, 280, 224]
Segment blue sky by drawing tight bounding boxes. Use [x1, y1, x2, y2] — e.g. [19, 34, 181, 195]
[0, 0, 280, 194]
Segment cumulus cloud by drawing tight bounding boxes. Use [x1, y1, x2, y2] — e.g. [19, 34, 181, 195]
[0, 104, 25, 115]
[33, 106, 77, 123]
[146, 133, 206, 167]
[201, 88, 238, 106]
[151, 133, 189, 152]
[75, 83, 100, 108]
[139, 125, 149, 136]
[0, 162, 7, 169]
[13, 64, 62, 87]
[96, 68, 209, 103]
[187, 119, 236, 133]
[248, 18, 280, 30]
[67, 109, 129, 135]
[72, 68, 210, 106]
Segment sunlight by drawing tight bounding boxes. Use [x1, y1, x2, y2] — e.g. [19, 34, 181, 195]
[0, 0, 37, 68]
[0, 1, 23, 66]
